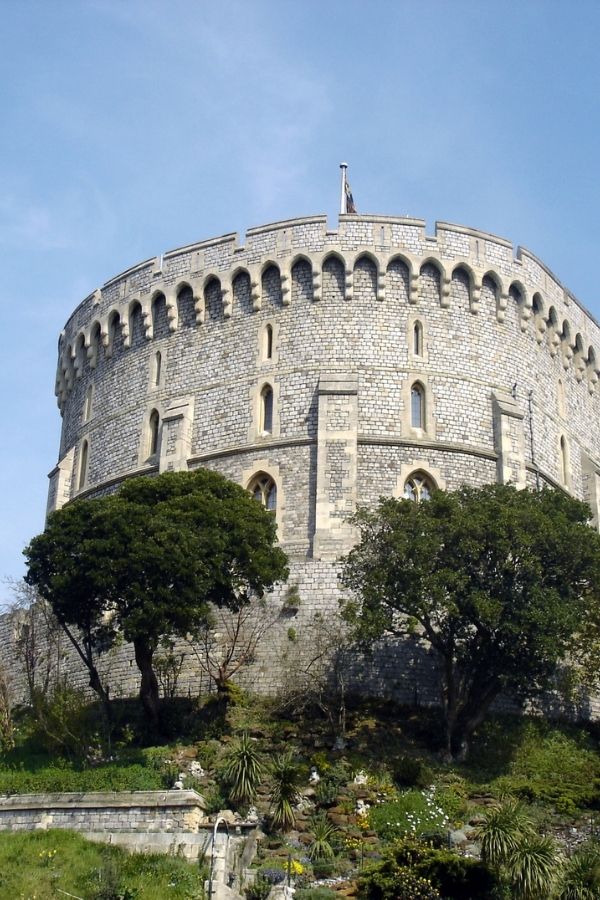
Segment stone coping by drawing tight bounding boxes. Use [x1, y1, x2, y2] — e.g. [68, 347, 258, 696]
[0, 790, 206, 811]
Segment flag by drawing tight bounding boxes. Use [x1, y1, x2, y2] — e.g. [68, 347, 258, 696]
[345, 178, 357, 214]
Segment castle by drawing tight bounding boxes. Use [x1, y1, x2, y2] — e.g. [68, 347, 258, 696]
[20, 212, 600, 704]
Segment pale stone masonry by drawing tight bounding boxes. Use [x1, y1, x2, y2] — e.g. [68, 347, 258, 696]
[6, 212, 600, 713]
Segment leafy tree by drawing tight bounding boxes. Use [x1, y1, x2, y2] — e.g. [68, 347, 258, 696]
[24, 469, 288, 729]
[341, 484, 600, 760]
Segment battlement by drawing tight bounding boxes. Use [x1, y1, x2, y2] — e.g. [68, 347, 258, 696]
[56, 214, 600, 412]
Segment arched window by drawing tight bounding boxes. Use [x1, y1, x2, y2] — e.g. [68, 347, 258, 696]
[249, 473, 277, 512]
[264, 324, 273, 360]
[261, 385, 273, 434]
[413, 321, 423, 357]
[149, 409, 160, 458]
[78, 440, 89, 491]
[560, 435, 569, 486]
[83, 385, 93, 422]
[154, 351, 162, 387]
[404, 471, 434, 502]
[411, 382, 425, 429]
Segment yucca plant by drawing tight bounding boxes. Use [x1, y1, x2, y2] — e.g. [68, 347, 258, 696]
[308, 813, 338, 860]
[222, 732, 264, 805]
[270, 751, 302, 832]
[557, 842, 600, 900]
[476, 798, 534, 869]
[505, 833, 560, 899]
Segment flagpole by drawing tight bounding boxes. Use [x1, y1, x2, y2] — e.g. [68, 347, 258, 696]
[339, 163, 347, 215]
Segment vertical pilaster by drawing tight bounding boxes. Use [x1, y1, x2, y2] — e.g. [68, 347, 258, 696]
[313, 374, 359, 560]
[159, 396, 195, 473]
[492, 390, 526, 488]
[46, 448, 76, 519]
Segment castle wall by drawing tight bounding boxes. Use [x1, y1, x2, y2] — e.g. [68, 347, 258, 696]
[8, 212, 600, 715]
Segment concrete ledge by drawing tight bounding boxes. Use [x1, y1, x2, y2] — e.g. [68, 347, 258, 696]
[0, 790, 205, 811]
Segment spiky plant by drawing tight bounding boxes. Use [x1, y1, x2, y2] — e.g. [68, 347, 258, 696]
[476, 798, 534, 869]
[270, 751, 302, 833]
[557, 842, 600, 900]
[222, 732, 263, 806]
[506, 833, 561, 900]
[308, 813, 338, 860]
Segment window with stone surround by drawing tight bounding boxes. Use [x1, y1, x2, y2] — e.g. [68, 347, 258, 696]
[263, 324, 273, 361]
[83, 385, 93, 423]
[153, 351, 162, 387]
[411, 382, 425, 429]
[560, 435, 569, 487]
[148, 409, 160, 459]
[413, 321, 423, 357]
[248, 473, 277, 512]
[78, 440, 89, 491]
[404, 471, 434, 502]
[260, 384, 274, 434]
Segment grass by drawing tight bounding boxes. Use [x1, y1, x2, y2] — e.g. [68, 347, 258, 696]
[0, 829, 206, 899]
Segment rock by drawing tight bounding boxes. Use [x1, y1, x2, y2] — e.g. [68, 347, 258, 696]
[216, 809, 238, 824]
[449, 829, 468, 847]
[329, 813, 349, 826]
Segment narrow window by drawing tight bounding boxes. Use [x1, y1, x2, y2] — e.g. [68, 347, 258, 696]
[413, 322, 423, 356]
[560, 436, 568, 485]
[149, 409, 160, 457]
[411, 383, 425, 429]
[265, 324, 273, 360]
[154, 351, 162, 387]
[78, 440, 89, 491]
[261, 385, 273, 434]
[83, 385, 93, 422]
[249, 474, 277, 512]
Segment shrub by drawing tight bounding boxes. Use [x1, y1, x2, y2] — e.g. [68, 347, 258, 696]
[393, 756, 433, 789]
[270, 752, 302, 832]
[315, 778, 339, 806]
[557, 841, 600, 899]
[308, 813, 338, 860]
[222, 732, 264, 805]
[295, 888, 338, 900]
[246, 874, 274, 900]
[482, 722, 600, 814]
[368, 789, 450, 840]
[358, 837, 497, 900]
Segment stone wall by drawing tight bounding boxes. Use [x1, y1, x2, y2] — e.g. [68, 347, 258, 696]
[12, 211, 598, 718]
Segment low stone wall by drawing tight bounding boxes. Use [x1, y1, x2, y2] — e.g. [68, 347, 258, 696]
[0, 790, 205, 835]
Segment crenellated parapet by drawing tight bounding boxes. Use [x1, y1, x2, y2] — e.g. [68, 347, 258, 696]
[55, 214, 600, 410]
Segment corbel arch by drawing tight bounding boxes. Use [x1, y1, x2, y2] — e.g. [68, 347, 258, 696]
[290, 254, 315, 304]
[202, 274, 224, 321]
[106, 309, 122, 358]
[547, 306, 561, 357]
[587, 346, 599, 394]
[87, 320, 102, 368]
[260, 261, 283, 309]
[419, 257, 446, 307]
[508, 279, 531, 331]
[352, 251, 379, 303]
[175, 280, 197, 328]
[451, 262, 479, 313]
[481, 270, 505, 321]
[387, 252, 415, 304]
[320, 251, 346, 304]
[573, 333, 586, 382]
[531, 292, 546, 343]
[561, 319, 574, 369]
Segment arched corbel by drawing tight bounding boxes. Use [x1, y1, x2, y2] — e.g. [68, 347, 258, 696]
[312, 263, 322, 302]
[409, 267, 419, 304]
[520, 292, 533, 333]
[165, 293, 178, 332]
[344, 265, 353, 302]
[280, 267, 291, 307]
[250, 268, 261, 311]
[471, 276, 482, 314]
[222, 281, 232, 318]
[496, 291, 508, 323]
[376, 266, 385, 302]
[440, 273, 451, 308]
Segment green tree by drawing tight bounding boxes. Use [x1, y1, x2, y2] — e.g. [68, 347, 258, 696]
[24, 469, 288, 729]
[341, 484, 600, 760]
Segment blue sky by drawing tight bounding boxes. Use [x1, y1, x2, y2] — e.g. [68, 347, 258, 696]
[1, 0, 600, 600]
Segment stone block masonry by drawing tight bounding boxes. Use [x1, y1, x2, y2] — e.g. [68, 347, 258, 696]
[5, 210, 599, 718]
